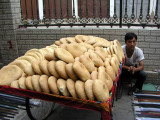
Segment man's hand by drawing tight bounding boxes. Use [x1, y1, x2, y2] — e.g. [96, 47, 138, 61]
[128, 66, 136, 74]
[122, 60, 144, 75]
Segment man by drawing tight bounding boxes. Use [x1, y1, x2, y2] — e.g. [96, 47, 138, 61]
[121, 32, 146, 95]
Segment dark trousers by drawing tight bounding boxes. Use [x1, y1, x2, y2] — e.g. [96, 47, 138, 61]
[121, 68, 147, 90]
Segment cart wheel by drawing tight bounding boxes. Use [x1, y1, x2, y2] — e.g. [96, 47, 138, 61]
[26, 97, 55, 120]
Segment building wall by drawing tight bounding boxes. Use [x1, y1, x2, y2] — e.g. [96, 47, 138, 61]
[0, 0, 160, 71]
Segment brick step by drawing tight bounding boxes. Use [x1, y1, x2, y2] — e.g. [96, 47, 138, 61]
[145, 70, 160, 85]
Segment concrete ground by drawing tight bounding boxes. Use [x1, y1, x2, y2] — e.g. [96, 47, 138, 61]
[46, 85, 135, 120]
[10, 85, 134, 120]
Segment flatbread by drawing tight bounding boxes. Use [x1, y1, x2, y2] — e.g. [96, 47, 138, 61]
[79, 55, 96, 73]
[25, 76, 34, 90]
[48, 76, 60, 95]
[66, 43, 87, 58]
[18, 77, 27, 89]
[55, 60, 68, 79]
[39, 75, 50, 93]
[75, 80, 87, 99]
[39, 60, 50, 76]
[66, 79, 78, 98]
[31, 75, 41, 92]
[85, 80, 95, 100]
[65, 63, 78, 81]
[73, 61, 90, 82]
[32, 60, 43, 75]
[54, 48, 75, 63]
[48, 61, 59, 78]
[10, 80, 19, 89]
[92, 79, 109, 102]
[57, 78, 70, 97]
[0, 65, 23, 85]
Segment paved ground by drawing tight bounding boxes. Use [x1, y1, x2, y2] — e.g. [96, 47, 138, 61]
[112, 86, 135, 120]
[46, 85, 135, 120]
[11, 85, 134, 120]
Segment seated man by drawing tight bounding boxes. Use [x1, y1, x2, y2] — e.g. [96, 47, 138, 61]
[121, 32, 146, 95]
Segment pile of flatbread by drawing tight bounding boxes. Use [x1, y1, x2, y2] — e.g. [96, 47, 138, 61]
[0, 35, 124, 102]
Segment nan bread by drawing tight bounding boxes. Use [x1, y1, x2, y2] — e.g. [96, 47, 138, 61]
[54, 48, 74, 63]
[75, 80, 87, 99]
[57, 78, 70, 97]
[73, 61, 90, 82]
[66, 79, 77, 98]
[48, 76, 60, 95]
[93, 79, 109, 102]
[85, 80, 95, 101]
[0, 65, 23, 85]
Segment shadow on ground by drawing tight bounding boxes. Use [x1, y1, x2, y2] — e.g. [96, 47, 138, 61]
[47, 85, 134, 120]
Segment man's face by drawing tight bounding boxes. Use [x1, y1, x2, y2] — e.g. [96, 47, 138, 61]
[125, 37, 136, 51]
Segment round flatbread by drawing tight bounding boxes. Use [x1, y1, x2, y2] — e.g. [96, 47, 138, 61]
[98, 67, 113, 91]
[55, 61, 68, 79]
[113, 39, 125, 58]
[89, 52, 104, 67]
[48, 76, 60, 95]
[25, 76, 34, 91]
[85, 80, 95, 101]
[79, 55, 96, 73]
[54, 48, 74, 63]
[75, 80, 87, 99]
[92, 79, 109, 102]
[84, 36, 96, 45]
[32, 61, 43, 75]
[39, 75, 50, 93]
[91, 70, 98, 80]
[10, 80, 19, 89]
[18, 77, 27, 89]
[31, 75, 41, 92]
[45, 48, 57, 61]
[57, 78, 70, 97]
[48, 61, 59, 78]
[0, 65, 23, 85]
[110, 58, 118, 75]
[39, 60, 50, 76]
[79, 42, 94, 50]
[105, 65, 116, 81]
[73, 61, 90, 82]
[66, 43, 87, 58]
[66, 79, 77, 98]
[65, 63, 78, 81]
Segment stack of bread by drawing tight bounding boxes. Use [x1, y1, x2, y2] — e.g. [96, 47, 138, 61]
[0, 35, 124, 102]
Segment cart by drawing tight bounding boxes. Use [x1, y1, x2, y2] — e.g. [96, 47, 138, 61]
[0, 63, 123, 120]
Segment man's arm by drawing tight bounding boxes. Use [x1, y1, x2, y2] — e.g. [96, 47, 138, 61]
[131, 60, 144, 74]
[122, 65, 130, 70]
[122, 60, 144, 74]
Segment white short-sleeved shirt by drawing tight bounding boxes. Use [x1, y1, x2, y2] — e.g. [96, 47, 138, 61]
[122, 45, 144, 66]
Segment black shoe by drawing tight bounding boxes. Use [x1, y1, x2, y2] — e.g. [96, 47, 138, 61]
[128, 86, 136, 95]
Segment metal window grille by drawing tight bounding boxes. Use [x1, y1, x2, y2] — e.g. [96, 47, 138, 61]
[20, 0, 160, 28]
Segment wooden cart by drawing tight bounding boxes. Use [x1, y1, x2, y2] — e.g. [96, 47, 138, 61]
[0, 63, 122, 120]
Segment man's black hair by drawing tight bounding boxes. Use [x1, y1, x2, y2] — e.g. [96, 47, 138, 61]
[125, 32, 137, 42]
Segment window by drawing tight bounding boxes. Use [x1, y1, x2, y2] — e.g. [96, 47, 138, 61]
[20, 0, 160, 28]
[21, 0, 109, 20]
[21, 0, 39, 20]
